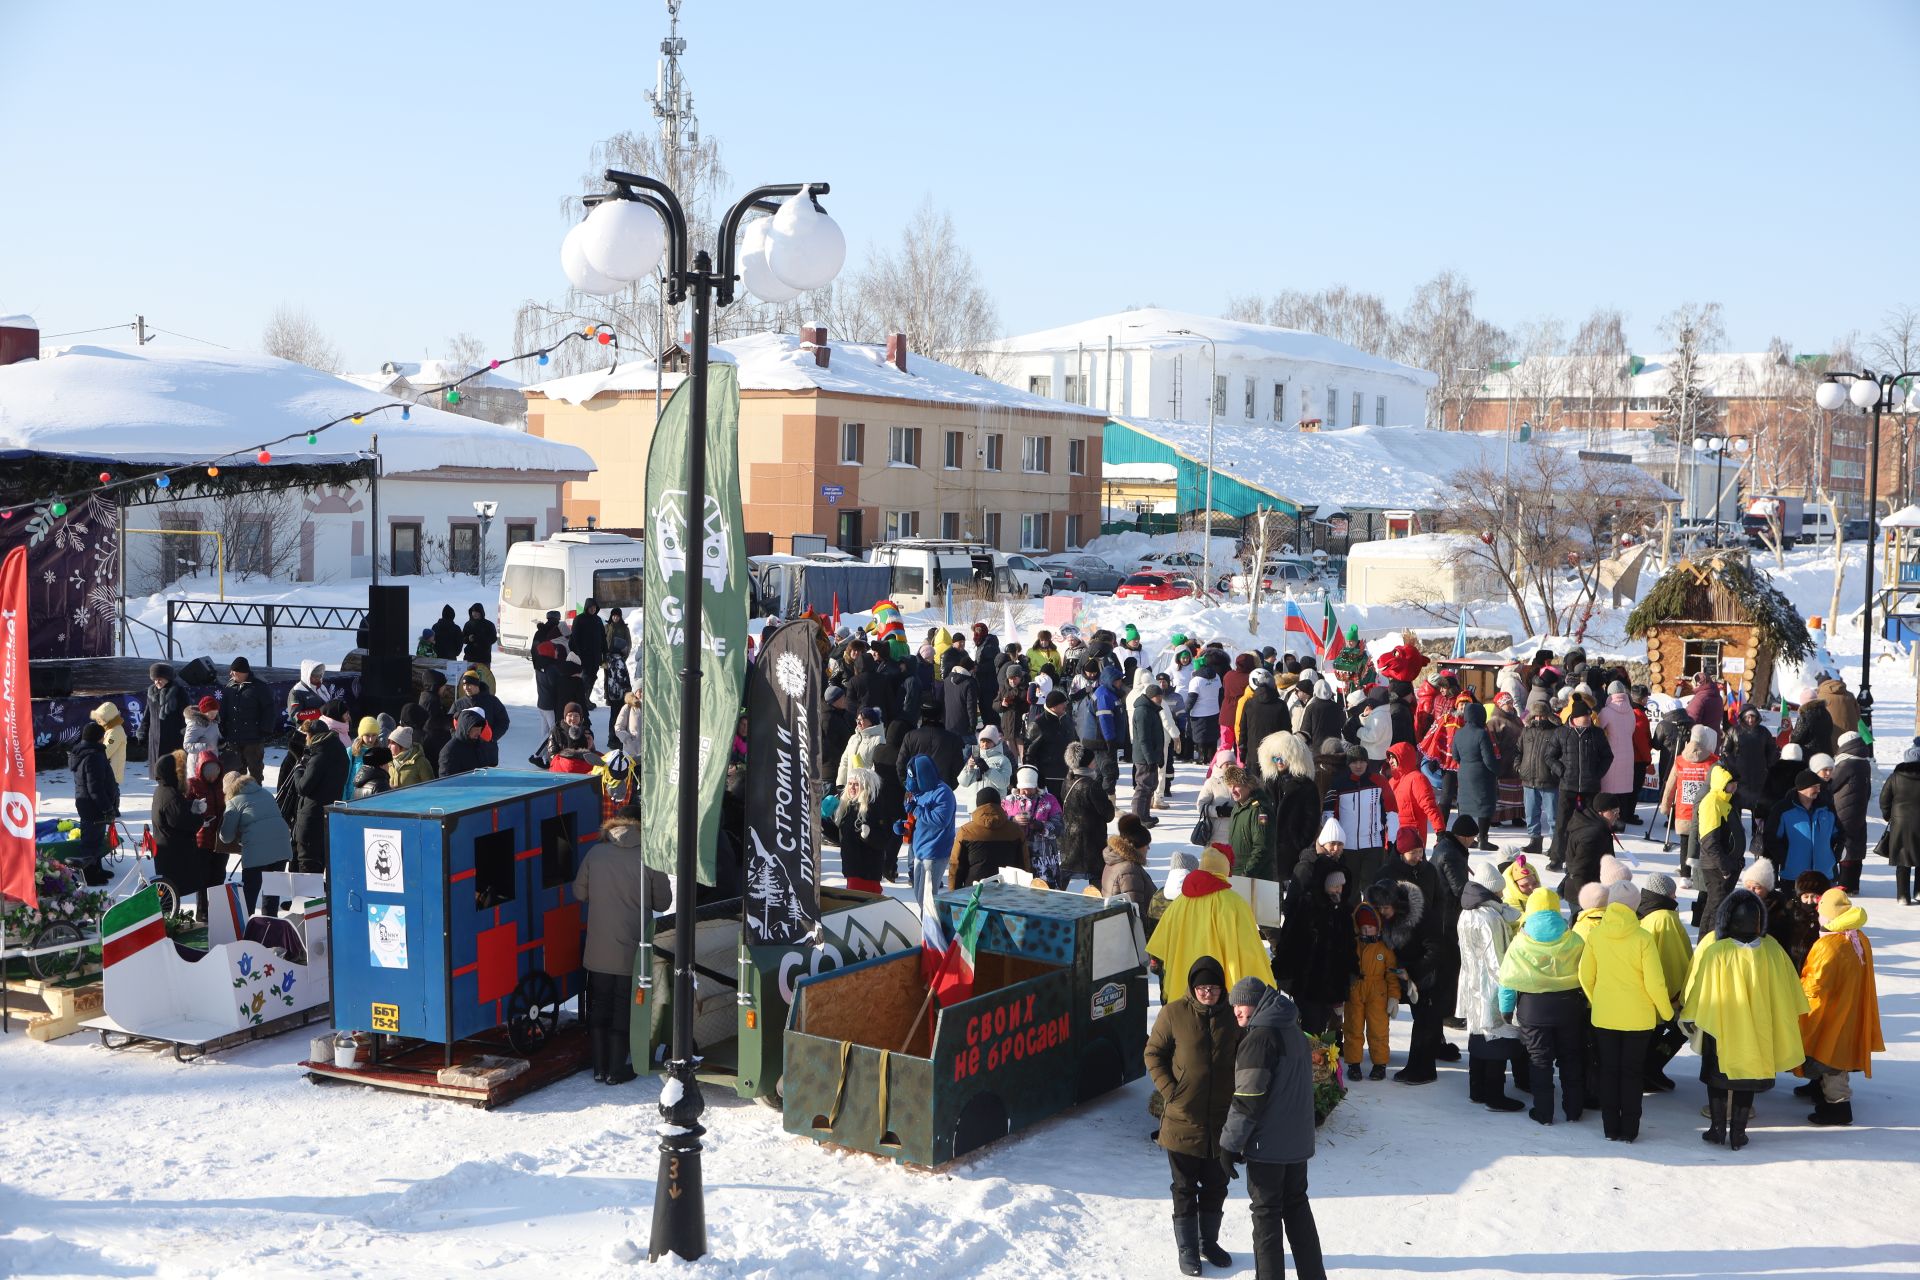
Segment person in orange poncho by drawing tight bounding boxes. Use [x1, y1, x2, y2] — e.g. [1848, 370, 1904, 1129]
[1146, 846, 1275, 1003]
[1796, 887, 1883, 1127]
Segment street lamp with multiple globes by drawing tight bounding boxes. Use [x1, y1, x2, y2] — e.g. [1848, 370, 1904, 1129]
[1690, 433, 1748, 541]
[561, 169, 843, 1264]
[1814, 366, 1920, 723]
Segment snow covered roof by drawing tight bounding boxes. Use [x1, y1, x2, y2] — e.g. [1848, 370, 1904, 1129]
[0, 314, 36, 328]
[0, 345, 593, 477]
[343, 359, 525, 395]
[1531, 428, 1741, 472]
[1110, 416, 1680, 512]
[1481, 351, 1799, 401]
[1104, 461, 1177, 483]
[992, 307, 1437, 387]
[527, 331, 1104, 416]
[1347, 533, 1478, 561]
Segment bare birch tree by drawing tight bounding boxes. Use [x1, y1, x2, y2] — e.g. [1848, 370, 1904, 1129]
[837, 198, 1002, 372]
[1870, 305, 1920, 507]
[260, 305, 341, 372]
[1568, 307, 1629, 441]
[1402, 270, 1507, 430]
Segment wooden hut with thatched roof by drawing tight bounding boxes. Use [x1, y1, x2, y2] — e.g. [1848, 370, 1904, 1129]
[1626, 551, 1812, 705]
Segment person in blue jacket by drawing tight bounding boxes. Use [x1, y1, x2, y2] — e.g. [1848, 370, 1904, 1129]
[898, 753, 957, 900]
[1093, 666, 1127, 796]
[1774, 769, 1840, 879]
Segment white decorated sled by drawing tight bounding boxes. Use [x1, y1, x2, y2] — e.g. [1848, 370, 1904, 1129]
[84, 883, 331, 1059]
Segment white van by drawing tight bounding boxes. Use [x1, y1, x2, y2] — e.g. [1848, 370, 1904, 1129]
[866, 540, 1051, 612]
[1800, 508, 1837, 544]
[498, 531, 645, 654]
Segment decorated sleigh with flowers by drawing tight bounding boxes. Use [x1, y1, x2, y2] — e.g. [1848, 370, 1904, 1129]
[83, 882, 331, 1060]
[1309, 1031, 1347, 1126]
[2, 845, 111, 983]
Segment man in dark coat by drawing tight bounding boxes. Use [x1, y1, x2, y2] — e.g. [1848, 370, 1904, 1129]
[947, 788, 1028, 888]
[970, 624, 1003, 729]
[460, 603, 498, 669]
[1236, 672, 1290, 769]
[291, 719, 349, 873]
[438, 707, 494, 778]
[1726, 706, 1776, 859]
[1546, 697, 1613, 870]
[1297, 681, 1343, 755]
[821, 687, 855, 783]
[941, 660, 978, 739]
[1880, 746, 1920, 904]
[569, 599, 607, 711]
[1386, 680, 1417, 747]
[70, 721, 120, 884]
[1828, 732, 1874, 892]
[1130, 685, 1167, 823]
[1220, 978, 1325, 1280]
[1560, 792, 1621, 912]
[901, 702, 966, 787]
[1060, 742, 1114, 886]
[431, 605, 464, 659]
[1146, 955, 1242, 1275]
[1024, 691, 1075, 799]
[1383, 834, 1457, 1083]
[219, 656, 280, 782]
[1451, 702, 1501, 849]
[451, 669, 510, 742]
[144, 662, 186, 772]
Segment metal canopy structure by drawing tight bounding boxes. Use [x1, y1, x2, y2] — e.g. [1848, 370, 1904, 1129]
[165, 597, 368, 666]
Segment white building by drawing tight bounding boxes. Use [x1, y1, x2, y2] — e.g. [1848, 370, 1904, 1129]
[0, 340, 592, 591]
[988, 307, 1436, 431]
[344, 359, 528, 428]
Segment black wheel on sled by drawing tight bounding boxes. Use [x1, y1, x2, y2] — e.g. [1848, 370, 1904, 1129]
[505, 971, 561, 1054]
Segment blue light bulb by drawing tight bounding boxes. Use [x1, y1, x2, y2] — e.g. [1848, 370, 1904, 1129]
[537, 353, 549, 365]
[155, 474, 172, 489]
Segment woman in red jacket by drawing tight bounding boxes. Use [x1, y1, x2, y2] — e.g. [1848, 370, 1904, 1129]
[1385, 741, 1444, 846]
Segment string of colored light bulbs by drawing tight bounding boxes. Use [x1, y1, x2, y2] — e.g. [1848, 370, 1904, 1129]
[6, 325, 624, 521]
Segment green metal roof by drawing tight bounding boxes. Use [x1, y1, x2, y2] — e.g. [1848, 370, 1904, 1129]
[1102, 419, 1299, 518]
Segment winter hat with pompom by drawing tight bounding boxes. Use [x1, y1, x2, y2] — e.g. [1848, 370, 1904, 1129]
[1741, 858, 1778, 892]
[1317, 817, 1346, 847]
[1599, 854, 1631, 886]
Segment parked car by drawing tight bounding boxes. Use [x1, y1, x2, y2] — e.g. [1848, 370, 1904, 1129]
[1137, 550, 1204, 572]
[1217, 557, 1322, 595]
[1842, 517, 1872, 542]
[1038, 555, 1124, 594]
[866, 540, 1051, 610]
[1115, 572, 1196, 602]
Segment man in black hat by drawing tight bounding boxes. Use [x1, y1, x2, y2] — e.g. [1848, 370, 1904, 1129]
[144, 663, 186, 774]
[220, 656, 278, 782]
[571, 598, 607, 711]
[451, 668, 510, 742]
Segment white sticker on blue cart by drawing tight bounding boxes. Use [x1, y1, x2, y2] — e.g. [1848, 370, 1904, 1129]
[1091, 981, 1126, 1021]
[368, 904, 409, 969]
[363, 828, 405, 894]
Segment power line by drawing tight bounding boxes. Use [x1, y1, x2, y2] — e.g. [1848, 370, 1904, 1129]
[149, 325, 231, 349]
[39, 323, 136, 339]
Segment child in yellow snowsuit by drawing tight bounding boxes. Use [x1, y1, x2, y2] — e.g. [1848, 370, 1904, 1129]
[1344, 902, 1403, 1080]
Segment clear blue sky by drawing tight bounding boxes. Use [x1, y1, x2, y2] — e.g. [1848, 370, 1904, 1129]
[2, 1, 1914, 373]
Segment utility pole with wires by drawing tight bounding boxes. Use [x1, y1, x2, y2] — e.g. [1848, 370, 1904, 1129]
[648, 0, 699, 424]
[135, 315, 148, 345]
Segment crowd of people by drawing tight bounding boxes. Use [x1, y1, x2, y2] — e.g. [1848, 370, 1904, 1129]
[816, 620, 1890, 1278]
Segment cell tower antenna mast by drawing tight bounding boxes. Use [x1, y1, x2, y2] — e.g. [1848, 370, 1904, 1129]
[646, 0, 699, 423]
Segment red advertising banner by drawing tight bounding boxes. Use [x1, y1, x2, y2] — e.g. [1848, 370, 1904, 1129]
[0, 546, 38, 910]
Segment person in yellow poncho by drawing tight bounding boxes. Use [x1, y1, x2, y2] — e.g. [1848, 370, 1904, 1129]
[1501, 854, 1541, 913]
[1146, 847, 1275, 1003]
[1796, 887, 1883, 1127]
[1682, 888, 1811, 1149]
[1633, 870, 1693, 1093]
[1578, 884, 1673, 1143]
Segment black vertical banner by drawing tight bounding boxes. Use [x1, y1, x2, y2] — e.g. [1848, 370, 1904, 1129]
[744, 618, 824, 944]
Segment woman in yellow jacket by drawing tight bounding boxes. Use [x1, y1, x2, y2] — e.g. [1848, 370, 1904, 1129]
[1578, 881, 1674, 1142]
[1682, 888, 1810, 1149]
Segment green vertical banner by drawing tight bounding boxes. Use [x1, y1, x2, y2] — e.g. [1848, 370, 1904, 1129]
[641, 362, 747, 886]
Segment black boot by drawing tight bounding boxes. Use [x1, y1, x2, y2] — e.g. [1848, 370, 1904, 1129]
[605, 1032, 636, 1084]
[1198, 1211, 1231, 1268]
[1703, 1090, 1727, 1145]
[1602, 1109, 1620, 1140]
[1475, 1058, 1524, 1112]
[1792, 1080, 1817, 1099]
[1466, 1056, 1487, 1104]
[1809, 1097, 1853, 1126]
[1521, 837, 1543, 855]
[1173, 1215, 1201, 1277]
[1729, 1095, 1752, 1151]
[589, 1029, 610, 1083]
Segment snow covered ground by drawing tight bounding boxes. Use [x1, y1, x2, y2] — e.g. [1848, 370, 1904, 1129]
[6, 549, 1920, 1278]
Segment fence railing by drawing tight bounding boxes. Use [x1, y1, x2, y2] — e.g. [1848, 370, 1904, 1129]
[165, 598, 368, 667]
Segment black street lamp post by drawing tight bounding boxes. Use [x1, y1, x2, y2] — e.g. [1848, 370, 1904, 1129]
[564, 169, 841, 1264]
[1816, 368, 1920, 724]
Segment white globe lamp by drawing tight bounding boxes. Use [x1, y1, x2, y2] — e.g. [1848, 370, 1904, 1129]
[580, 199, 667, 283]
[763, 191, 846, 292]
[1815, 380, 1848, 412]
[561, 221, 623, 296]
[738, 217, 802, 303]
[1850, 376, 1882, 410]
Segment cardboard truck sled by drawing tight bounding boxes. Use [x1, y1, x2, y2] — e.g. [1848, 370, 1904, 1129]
[783, 880, 1148, 1166]
[89, 883, 331, 1048]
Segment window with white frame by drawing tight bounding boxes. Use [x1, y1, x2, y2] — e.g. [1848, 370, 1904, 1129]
[983, 511, 1002, 547]
[888, 426, 921, 467]
[1327, 387, 1338, 426]
[1375, 395, 1387, 426]
[944, 429, 964, 470]
[1028, 375, 1052, 397]
[1063, 374, 1085, 404]
[940, 511, 961, 539]
[1068, 438, 1086, 476]
[1245, 378, 1256, 419]
[1213, 375, 1228, 416]
[984, 433, 1004, 471]
[1064, 512, 1083, 547]
[1273, 382, 1286, 421]
[1020, 512, 1051, 552]
[885, 510, 920, 540]
[1022, 436, 1052, 474]
[1352, 391, 1363, 428]
[840, 421, 865, 464]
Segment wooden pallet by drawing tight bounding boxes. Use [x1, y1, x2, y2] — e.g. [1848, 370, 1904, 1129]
[300, 1020, 591, 1109]
[87, 1003, 334, 1061]
[1, 974, 105, 1042]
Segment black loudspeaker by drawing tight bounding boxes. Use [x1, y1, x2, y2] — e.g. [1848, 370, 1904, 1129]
[360, 655, 414, 713]
[179, 656, 219, 687]
[366, 584, 410, 658]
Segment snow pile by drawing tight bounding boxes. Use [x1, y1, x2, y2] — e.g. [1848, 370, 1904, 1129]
[0, 345, 593, 476]
[528, 331, 1104, 417]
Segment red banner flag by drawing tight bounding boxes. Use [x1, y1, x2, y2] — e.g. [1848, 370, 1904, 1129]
[0, 546, 37, 910]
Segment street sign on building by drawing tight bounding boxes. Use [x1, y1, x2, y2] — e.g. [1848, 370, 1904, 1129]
[821, 484, 845, 506]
